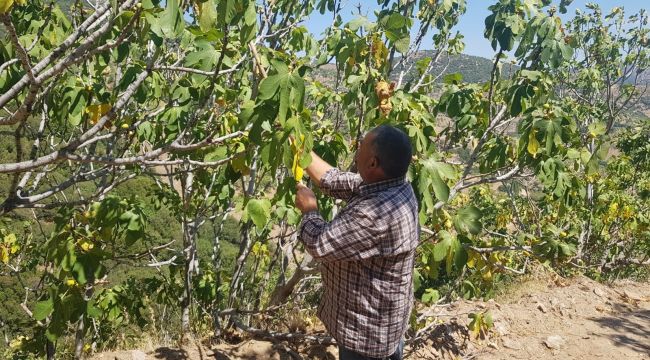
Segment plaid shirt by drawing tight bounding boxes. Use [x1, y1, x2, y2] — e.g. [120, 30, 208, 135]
[299, 168, 419, 358]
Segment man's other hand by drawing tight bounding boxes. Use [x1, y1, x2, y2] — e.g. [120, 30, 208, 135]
[296, 183, 318, 213]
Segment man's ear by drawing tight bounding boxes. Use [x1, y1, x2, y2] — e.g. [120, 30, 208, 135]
[370, 156, 379, 169]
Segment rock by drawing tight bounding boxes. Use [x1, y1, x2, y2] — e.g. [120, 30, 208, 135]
[536, 302, 548, 313]
[593, 287, 607, 298]
[131, 350, 146, 360]
[487, 341, 499, 349]
[543, 335, 565, 350]
[502, 338, 522, 350]
[623, 290, 644, 301]
[494, 322, 510, 336]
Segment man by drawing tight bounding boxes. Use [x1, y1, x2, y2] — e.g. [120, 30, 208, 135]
[294, 125, 419, 360]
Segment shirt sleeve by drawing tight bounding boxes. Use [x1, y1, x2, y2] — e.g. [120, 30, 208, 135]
[319, 168, 363, 201]
[299, 206, 383, 262]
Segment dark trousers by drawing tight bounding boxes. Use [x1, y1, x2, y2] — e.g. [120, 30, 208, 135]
[339, 339, 404, 360]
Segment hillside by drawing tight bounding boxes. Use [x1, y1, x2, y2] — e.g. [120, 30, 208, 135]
[312, 51, 517, 88]
[393, 51, 518, 84]
[312, 51, 649, 119]
[90, 274, 650, 359]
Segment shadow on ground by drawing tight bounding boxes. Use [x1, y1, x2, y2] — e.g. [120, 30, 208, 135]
[589, 305, 650, 354]
[153, 347, 233, 360]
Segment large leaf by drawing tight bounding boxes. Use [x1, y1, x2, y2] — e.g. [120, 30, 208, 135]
[33, 299, 54, 321]
[394, 35, 410, 54]
[246, 199, 272, 229]
[197, 0, 218, 32]
[433, 230, 453, 262]
[290, 74, 305, 111]
[430, 169, 449, 202]
[421, 288, 440, 304]
[278, 76, 290, 124]
[160, 0, 183, 38]
[385, 13, 406, 30]
[68, 90, 88, 126]
[454, 206, 483, 235]
[258, 74, 283, 100]
[217, 0, 237, 25]
[243, 0, 257, 26]
[422, 159, 457, 179]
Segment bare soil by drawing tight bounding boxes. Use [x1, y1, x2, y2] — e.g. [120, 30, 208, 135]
[91, 275, 650, 360]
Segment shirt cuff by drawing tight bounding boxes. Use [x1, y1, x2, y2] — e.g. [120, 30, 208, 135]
[299, 211, 324, 241]
[301, 210, 322, 224]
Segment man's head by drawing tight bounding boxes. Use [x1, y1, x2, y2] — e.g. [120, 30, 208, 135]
[355, 125, 413, 183]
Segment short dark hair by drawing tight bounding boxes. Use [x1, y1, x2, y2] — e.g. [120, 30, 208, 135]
[369, 125, 413, 178]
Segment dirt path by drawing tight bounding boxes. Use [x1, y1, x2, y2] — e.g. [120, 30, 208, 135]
[448, 276, 650, 359]
[92, 276, 650, 360]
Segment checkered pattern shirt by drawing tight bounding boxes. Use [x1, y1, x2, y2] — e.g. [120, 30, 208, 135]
[299, 168, 419, 358]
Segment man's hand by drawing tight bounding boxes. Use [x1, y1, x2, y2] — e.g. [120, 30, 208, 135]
[296, 183, 318, 213]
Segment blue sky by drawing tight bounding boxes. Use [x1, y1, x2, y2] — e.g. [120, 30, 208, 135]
[305, 0, 648, 58]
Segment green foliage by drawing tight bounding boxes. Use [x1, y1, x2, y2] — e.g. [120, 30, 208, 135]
[0, 0, 648, 357]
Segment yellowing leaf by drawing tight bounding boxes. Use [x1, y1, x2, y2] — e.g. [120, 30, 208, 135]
[292, 153, 304, 182]
[0, 247, 8, 264]
[80, 241, 94, 252]
[295, 165, 304, 182]
[527, 130, 539, 158]
[86, 104, 112, 125]
[371, 36, 389, 68]
[1, 232, 18, 264]
[481, 269, 493, 281]
[466, 253, 477, 268]
[231, 155, 250, 175]
[0, 0, 15, 14]
[290, 134, 306, 181]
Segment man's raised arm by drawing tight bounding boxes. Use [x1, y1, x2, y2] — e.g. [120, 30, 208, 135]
[305, 151, 333, 188]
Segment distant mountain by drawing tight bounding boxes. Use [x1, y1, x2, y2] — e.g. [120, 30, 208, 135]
[392, 51, 518, 85]
[311, 51, 518, 89]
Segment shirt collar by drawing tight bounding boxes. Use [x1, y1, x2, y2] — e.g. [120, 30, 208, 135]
[358, 176, 406, 196]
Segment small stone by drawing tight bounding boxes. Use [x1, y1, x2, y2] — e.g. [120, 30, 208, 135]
[537, 302, 548, 313]
[623, 290, 643, 301]
[593, 287, 607, 297]
[502, 338, 522, 350]
[131, 350, 146, 360]
[488, 341, 499, 349]
[494, 322, 510, 336]
[544, 335, 565, 350]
